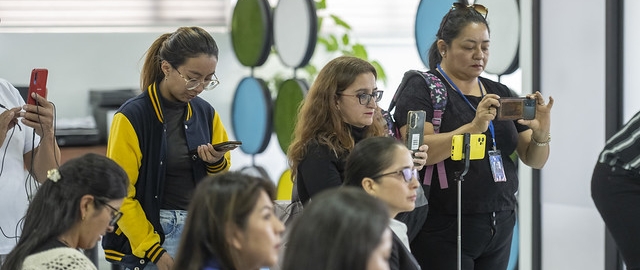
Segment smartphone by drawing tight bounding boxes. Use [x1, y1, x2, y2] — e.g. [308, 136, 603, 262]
[495, 97, 536, 121]
[213, 141, 242, 151]
[405, 110, 426, 152]
[451, 134, 486, 161]
[27, 68, 48, 106]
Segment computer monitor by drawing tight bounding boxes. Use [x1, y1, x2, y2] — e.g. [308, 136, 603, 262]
[15, 86, 28, 102]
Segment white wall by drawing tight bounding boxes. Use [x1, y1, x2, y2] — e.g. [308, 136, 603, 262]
[540, 0, 606, 269]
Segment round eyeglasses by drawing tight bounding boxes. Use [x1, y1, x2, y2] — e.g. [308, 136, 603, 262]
[338, 90, 384, 105]
[371, 168, 418, 183]
[174, 68, 220, 91]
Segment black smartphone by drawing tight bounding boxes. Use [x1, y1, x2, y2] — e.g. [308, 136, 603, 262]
[405, 110, 426, 152]
[213, 141, 242, 151]
[495, 97, 536, 121]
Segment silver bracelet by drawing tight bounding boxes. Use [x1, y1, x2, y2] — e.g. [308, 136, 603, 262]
[531, 133, 551, 146]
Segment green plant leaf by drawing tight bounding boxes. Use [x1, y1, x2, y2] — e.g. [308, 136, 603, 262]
[327, 35, 339, 52]
[317, 36, 330, 48]
[315, 0, 326, 10]
[352, 43, 368, 59]
[317, 17, 324, 33]
[341, 34, 350, 46]
[371, 60, 388, 86]
[330, 15, 351, 30]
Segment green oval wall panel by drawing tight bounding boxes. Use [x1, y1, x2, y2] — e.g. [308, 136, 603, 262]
[231, 0, 272, 67]
[274, 79, 308, 154]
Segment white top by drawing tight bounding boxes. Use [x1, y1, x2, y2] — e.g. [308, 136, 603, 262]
[22, 247, 97, 270]
[0, 78, 41, 254]
[389, 218, 411, 251]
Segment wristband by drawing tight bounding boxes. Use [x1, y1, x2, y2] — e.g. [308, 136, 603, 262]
[531, 133, 551, 146]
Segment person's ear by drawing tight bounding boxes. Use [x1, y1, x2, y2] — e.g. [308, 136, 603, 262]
[362, 177, 379, 196]
[161, 60, 172, 78]
[226, 224, 244, 250]
[78, 194, 95, 221]
[437, 40, 447, 56]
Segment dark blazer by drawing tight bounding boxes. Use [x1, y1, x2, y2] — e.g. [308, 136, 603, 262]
[391, 231, 421, 270]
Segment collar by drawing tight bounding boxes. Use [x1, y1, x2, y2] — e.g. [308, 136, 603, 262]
[147, 82, 193, 123]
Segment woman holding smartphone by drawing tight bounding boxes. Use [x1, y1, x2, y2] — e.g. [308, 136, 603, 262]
[287, 56, 428, 205]
[393, 4, 554, 269]
[102, 26, 234, 270]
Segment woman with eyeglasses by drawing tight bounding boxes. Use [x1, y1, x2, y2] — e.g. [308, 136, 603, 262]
[343, 136, 422, 270]
[0, 153, 128, 270]
[393, 3, 554, 269]
[102, 26, 234, 270]
[288, 56, 428, 205]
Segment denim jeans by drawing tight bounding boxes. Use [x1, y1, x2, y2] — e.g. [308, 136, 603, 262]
[128, 209, 187, 270]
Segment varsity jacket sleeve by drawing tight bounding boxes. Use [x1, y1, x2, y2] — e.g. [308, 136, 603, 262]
[106, 112, 166, 263]
[206, 111, 231, 173]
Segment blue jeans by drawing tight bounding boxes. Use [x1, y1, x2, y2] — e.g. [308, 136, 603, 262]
[128, 209, 187, 270]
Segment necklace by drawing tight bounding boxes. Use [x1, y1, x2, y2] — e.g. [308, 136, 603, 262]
[58, 238, 74, 248]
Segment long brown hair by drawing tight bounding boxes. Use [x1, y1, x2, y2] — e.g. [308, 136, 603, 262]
[173, 172, 276, 270]
[140, 26, 219, 90]
[287, 56, 385, 180]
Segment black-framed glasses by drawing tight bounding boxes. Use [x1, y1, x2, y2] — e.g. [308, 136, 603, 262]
[371, 168, 418, 183]
[438, 3, 489, 36]
[95, 197, 123, 227]
[338, 90, 384, 105]
[174, 67, 220, 91]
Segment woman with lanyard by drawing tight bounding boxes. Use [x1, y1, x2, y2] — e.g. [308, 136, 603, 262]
[393, 3, 554, 269]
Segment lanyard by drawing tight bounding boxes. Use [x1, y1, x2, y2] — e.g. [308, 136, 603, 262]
[437, 64, 497, 150]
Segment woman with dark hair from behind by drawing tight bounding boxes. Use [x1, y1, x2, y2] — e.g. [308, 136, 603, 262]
[344, 136, 421, 270]
[281, 187, 393, 270]
[173, 171, 285, 270]
[1, 153, 128, 270]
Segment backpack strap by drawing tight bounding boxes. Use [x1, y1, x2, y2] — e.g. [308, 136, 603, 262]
[422, 72, 449, 189]
[385, 70, 430, 140]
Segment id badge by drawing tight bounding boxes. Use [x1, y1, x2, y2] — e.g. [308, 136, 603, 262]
[488, 150, 507, 182]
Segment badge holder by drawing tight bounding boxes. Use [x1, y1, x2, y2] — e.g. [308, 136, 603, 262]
[453, 133, 472, 270]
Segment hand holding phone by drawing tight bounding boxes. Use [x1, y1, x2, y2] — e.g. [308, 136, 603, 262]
[495, 97, 536, 121]
[451, 134, 486, 161]
[212, 141, 242, 152]
[405, 110, 426, 152]
[27, 69, 48, 106]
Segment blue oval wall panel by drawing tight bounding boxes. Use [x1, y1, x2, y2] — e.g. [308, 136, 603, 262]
[232, 77, 273, 155]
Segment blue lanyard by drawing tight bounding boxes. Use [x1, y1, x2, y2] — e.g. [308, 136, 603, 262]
[437, 64, 497, 150]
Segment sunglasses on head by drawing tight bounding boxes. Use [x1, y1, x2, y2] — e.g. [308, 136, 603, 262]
[451, 3, 488, 18]
[438, 3, 489, 37]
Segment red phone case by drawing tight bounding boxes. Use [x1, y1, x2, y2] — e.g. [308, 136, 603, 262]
[28, 68, 48, 105]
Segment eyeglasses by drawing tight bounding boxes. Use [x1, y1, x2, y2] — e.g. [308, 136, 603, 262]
[95, 197, 123, 227]
[338, 90, 384, 105]
[438, 3, 489, 36]
[174, 67, 220, 91]
[371, 168, 418, 183]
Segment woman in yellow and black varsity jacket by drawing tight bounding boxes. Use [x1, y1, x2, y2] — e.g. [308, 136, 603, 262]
[102, 27, 233, 270]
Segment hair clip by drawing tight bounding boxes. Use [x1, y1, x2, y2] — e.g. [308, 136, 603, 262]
[47, 168, 61, 183]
